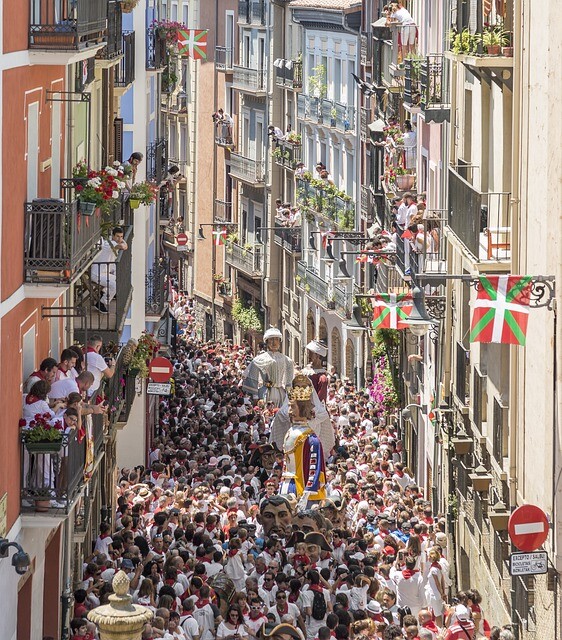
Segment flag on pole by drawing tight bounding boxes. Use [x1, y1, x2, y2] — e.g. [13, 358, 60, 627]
[178, 29, 209, 59]
[371, 293, 413, 330]
[213, 228, 227, 246]
[469, 275, 532, 345]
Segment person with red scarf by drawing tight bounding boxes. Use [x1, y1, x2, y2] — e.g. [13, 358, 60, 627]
[25, 357, 58, 393]
[84, 334, 115, 397]
[418, 609, 440, 639]
[192, 585, 218, 640]
[245, 598, 268, 640]
[268, 591, 305, 634]
[55, 348, 78, 381]
[390, 554, 425, 617]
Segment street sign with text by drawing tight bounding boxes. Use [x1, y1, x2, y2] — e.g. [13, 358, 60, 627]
[147, 382, 172, 395]
[508, 504, 549, 552]
[509, 551, 548, 576]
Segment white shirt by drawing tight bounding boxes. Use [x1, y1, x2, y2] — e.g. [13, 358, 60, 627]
[48, 377, 80, 400]
[85, 351, 109, 395]
[93, 238, 119, 268]
[180, 614, 200, 640]
[396, 202, 417, 227]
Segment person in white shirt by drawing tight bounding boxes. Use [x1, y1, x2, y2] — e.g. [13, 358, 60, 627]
[389, 2, 416, 57]
[91, 226, 128, 314]
[85, 335, 116, 396]
[55, 348, 77, 381]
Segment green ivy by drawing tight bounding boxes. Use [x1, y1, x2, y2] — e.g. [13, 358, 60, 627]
[232, 299, 263, 332]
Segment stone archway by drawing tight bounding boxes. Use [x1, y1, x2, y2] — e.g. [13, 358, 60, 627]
[331, 327, 342, 375]
[345, 338, 355, 381]
[318, 317, 328, 345]
[306, 310, 315, 345]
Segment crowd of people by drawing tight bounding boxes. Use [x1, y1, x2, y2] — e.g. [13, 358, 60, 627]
[63, 307, 518, 640]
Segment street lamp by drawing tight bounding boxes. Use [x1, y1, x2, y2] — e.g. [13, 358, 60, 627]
[402, 282, 438, 337]
[402, 402, 424, 421]
[0, 538, 30, 575]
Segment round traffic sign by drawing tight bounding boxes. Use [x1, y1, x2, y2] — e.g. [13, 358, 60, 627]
[148, 356, 174, 383]
[508, 504, 549, 552]
[176, 233, 188, 246]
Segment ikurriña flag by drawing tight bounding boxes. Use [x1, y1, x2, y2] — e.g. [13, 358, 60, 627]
[178, 29, 209, 59]
[469, 275, 532, 345]
[371, 293, 413, 330]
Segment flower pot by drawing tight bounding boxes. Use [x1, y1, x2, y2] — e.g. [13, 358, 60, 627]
[79, 200, 97, 216]
[486, 45, 501, 56]
[501, 46, 513, 57]
[34, 499, 51, 513]
[129, 198, 141, 209]
[25, 441, 63, 454]
[128, 367, 141, 377]
[395, 174, 415, 191]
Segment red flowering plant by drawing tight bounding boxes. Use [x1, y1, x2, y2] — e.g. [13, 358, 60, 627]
[129, 331, 161, 378]
[151, 19, 188, 48]
[369, 330, 401, 414]
[72, 161, 128, 214]
[20, 413, 64, 443]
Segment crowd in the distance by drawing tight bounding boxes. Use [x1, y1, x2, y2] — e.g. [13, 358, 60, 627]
[64, 290, 515, 640]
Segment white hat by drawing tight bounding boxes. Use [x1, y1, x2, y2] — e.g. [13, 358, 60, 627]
[366, 600, 382, 615]
[306, 340, 328, 357]
[264, 328, 283, 341]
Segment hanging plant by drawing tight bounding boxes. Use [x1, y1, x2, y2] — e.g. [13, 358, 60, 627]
[232, 299, 263, 332]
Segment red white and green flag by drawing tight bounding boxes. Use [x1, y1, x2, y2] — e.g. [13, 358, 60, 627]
[178, 29, 209, 59]
[213, 228, 227, 246]
[469, 275, 532, 345]
[371, 293, 413, 330]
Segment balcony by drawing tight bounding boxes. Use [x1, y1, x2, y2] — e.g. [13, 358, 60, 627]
[296, 261, 329, 308]
[96, 0, 122, 60]
[75, 55, 95, 92]
[275, 59, 303, 90]
[216, 46, 233, 72]
[104, 347, 137, 426]
[334, 283, 352, 319]
[296, 95, 355, 132]
[274, 225, 302, 254]
[146, 27, 167, 71]
[146, 259, 169, 317]
[214, 199, 233, 222]
[448, 167, 511, 262]
[373, 27, 407, 91]
[238, 0, 266, 25]
[420, 55, 450, 123]
[296, 178, 355, 231]
[24, 198, 103, 284]
[371, 260, 405, 295]
[115, 31, 135, 90]
[360, 106, 369, 143]
[403, 58, 421, 110]
[361, 185, 373, 220]
[361, 31, 372, 67]
[29, 0, 107, 51]
[226, 242, 264, 278]
[232, 65, 267, 95]
[414, 211, 448, 274]
[215, 122, 234, 147]
[272, 139, 302, 171]
[73, 226, 134, 344]
[229, 152, 265, 186]
[146, 138, 168, 184]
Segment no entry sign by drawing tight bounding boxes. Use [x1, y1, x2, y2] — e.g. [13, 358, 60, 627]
[508, 504, 549, 552]
[148, 357, 173, 383]
[176, 233, 188, 246]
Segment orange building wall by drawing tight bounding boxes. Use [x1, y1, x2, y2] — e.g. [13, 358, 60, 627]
[3, 0, 30, 54]
[2, 66, 65, 301]
[0, 295, 60, 531]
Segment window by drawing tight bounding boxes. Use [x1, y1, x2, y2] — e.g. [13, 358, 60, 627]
[22, 327, 36, 385]
[492, 397, 508, 462]
[182, 4, 188, 25]
[27, 102, 39, 201]
[334, 59, 341, 101]
[51, 99, 61, 197]
[50, 311, 60, 359]
[171, 2, 178, 21]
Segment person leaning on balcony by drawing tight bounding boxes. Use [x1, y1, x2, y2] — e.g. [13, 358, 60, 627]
[55, 348, 78, 381]
[91, 226, 129, 314]
[25, 357, 58, 393]
[395, 193, 417, 231]
[22, 380, 66, 423]
[49, 371, 106, 416]
[123, 151, 144, 186]
[85, 335, 116, 397]
[389, 2, 416, 59]
[403, 120, 417, 171]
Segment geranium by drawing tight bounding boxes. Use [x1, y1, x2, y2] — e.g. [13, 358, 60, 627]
[129, 331, 162, 378]
[151, 19, 188, 48]
[21, 412, 64, 443]
[129, 180, 159, 205]
[73, 163, 127, 213]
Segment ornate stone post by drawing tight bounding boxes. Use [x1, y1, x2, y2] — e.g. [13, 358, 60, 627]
[88, 570, 153, 640]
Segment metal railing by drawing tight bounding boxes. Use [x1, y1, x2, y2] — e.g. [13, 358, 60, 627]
[415, 211, 447, 273]
[229, 152, 265, 185]
[146, 259, 169, 316]
[73, 226, 133, 343]
[215, 122, 233, 146]
[21, 432, 86, 512]
[420, 55, 450, 122]
[225, 242, 264, 277]
[115, 31, 135, 87]
[29, 0, 107, 50]
[102, 347, 136, 425]
[96, 0, 122, 59]
[214, 199, 233, 221]
[371, 260, 403, 294]
[334, 283, 352, 318]
[215, 46, 233, 71]
[24, 198, 103, 284]
[146, 27, 167, 70]
[360, 106, 369, 143]
[238, 0, 266, 25]
[403, 58, 421, 108]
[274, 226, 302, 253]
[146, 137, 168, 184]
[455, 341, 470, 406]
[232, 65, 267, 93]
[448, 167, 511, 261]
[451, 0, 513, 57]
[273, 139, 302, 170]
[297, 94, 355, 132]
[296, 179, 355, 231]
[275, 60, 303, 89]
[514, 575, 535, 629]
[296, 261, 329, 307]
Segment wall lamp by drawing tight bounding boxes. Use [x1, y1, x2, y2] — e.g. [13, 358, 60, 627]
[197, 222, 237, 240]
[0, 538, 30, 575]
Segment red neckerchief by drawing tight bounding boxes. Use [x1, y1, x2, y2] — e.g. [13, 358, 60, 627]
[431, 561, 442, 569]
[402, 568, 418, 579]
[228, 549, 239, 557]
[309, 584, 324, 594]
[288, 592, 299, 603]
[206, 524, 216, 532]
[77, 425, 86, 443]
[58, 363, 69, 373]
[276, 603, 289, 616]
[86, 347, 98, 354]
[394, 470, 404, 478]
[422, 621, 439, 633]
[250, 612, 267, 621]
[26, 395, 41, 405]
[333, 540, 343, 548]
[29, 371, 45, 381]
[196, 598, 210, 609]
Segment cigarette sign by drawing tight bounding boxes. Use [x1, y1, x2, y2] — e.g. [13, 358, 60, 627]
[509, 551, 548, 576]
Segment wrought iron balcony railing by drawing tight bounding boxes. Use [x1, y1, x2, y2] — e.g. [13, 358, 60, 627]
[115, 31, 135, 88]
[296, 261, 330, 308]
[75, 55, 95, 92]
[73, 226, 134, 344]
[146, 259, 169, 316]
[272, 139, 302, 170]
[225, 242, 264, 278]
[229, 152, 265, 185]
[296, 94, 355, 132]
[420, 55, 450, 123]
[274, 225, 302, 254]
[146, 27, 167, 71]
[146, 138, 168, 184]
[215, 122, 234, 147]
[96, 0, 122, 59]
[361, 31, 372, 67]
[275, 60, 303, 90]
[232, 65, 267, 94]
[24, 198, 102, 284]
[296, 178, 355, 231]
[403, 58, 421, 109]
[214, 199, 233, 222]
[238, 0, 266, 25]
[29, 0, 107, 50]
[215, 46, 233, 72]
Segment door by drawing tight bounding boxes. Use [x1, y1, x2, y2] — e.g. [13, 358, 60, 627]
[27, 102, 39, 201]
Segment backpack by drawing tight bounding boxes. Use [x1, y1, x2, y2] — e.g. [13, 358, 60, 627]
[311, 590, 327, 620]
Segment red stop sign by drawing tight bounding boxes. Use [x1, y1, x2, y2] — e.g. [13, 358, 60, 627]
[148, 357, 174, 383]
[176, 233, 188, 246]
[508, 505, 549, 552]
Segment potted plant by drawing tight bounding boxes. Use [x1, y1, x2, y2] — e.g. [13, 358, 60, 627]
[129, 181, 159, 208]
[287, 131, 301, 145]
[501, 31, 513, 56]
[74, 162, 127, 215]
[394, 166, 416, 191]
[20, 413, 65, 452]
[128, 331, 161, 378]
[481, 25, 502, 56]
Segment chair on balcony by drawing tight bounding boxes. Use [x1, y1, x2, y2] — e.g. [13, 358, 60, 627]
[485, 227, 511, 260]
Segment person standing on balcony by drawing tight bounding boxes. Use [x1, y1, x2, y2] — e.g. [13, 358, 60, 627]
[388, 2, 417, 60]
[25, 357, 58, 393]
[55, 348, 78, 381]
[403, 120, 417, 171]
[84, 335, 116, 397]
[123, 151, 144, 186]
[91, 226, 128, 314]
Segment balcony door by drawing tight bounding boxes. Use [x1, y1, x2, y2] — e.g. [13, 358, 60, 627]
[255, 116, 264, 164]
[27, 101, 39, 201]
[226, 12, 234, 65]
